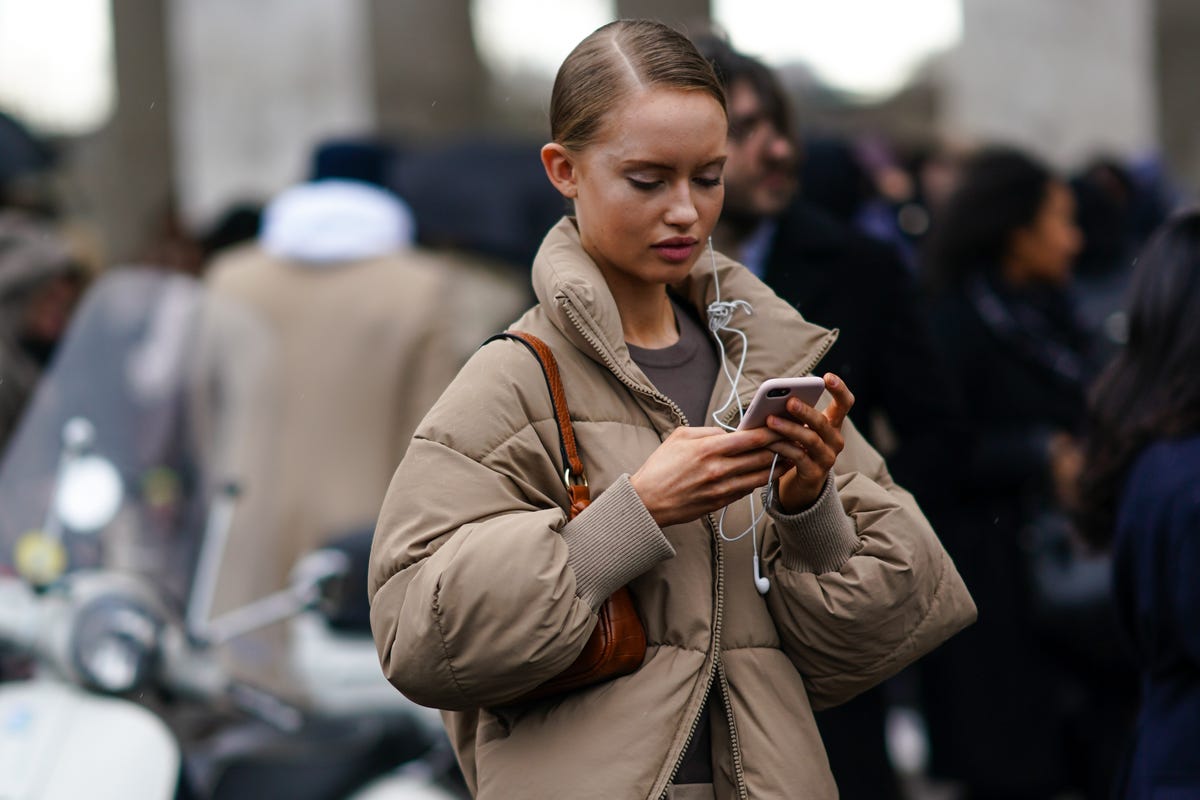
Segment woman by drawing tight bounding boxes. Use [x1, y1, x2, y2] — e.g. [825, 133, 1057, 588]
[1078, 210, 1200, 798]
[369, 20, 974, 799]
[919, 147, 1129, 799]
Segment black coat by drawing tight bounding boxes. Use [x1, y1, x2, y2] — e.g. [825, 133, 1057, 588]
[759, 200, 967, 800]
[761, 199, 967, 515]
[921, 274, 1133, 798]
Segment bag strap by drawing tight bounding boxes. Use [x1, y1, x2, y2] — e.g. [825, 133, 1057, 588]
[484, 331, 591, 518]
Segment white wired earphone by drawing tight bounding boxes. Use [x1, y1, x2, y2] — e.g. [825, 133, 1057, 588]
[704, 238, 779, 595]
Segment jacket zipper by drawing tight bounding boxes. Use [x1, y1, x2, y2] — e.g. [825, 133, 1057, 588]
[561, 303, 680, 417]
[563, 300, 820, 799]
[560, 303, 719, 798]
[717, 654, 749, 799]
[655, 512, 733, 799]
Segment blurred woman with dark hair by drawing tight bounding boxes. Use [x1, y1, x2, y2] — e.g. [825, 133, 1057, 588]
[919, 147, 1133, 799]
[1078, 209, 1200, 797]
[923, 148, 1090, 514]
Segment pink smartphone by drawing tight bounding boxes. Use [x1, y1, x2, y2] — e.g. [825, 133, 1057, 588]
[736, 376, 826, 431]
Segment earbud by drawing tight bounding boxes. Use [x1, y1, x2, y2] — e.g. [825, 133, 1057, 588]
[753, 554, 770, 595]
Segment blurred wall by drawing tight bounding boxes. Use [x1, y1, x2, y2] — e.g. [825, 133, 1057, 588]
[53, 0, 1200, 265]
[616, 0, 710, 31]
[368, 0, 487, 140]
[66, 0, 175, 265]
[1157, 0, 1200, 194]
[167, 0, 376, 230]
[943, 0, 1158, 171]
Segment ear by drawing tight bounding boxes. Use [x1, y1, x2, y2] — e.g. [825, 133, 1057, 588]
[541, 143, 578, 199]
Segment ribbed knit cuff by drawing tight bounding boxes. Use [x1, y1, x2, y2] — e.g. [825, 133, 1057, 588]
[560, 474, 675, 611]
[768, 475, 859, 574]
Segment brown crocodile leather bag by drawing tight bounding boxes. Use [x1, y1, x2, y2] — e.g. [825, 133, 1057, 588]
[487, 331, 647, 703]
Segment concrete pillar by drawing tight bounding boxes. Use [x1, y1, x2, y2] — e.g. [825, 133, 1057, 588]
[616, 0, 710, 31]
[942, 0, 1157, 171]
[367, 0, 487, 140]
[1155, 0, 1200, 195]
[166, 0, 376, 230]
[67, 0, 175, 264]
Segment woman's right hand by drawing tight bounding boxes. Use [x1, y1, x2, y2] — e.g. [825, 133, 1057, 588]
[630, 426, 784, 528]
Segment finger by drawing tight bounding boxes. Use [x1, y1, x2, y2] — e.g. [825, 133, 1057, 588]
[712, 426, 784, 455]
[692, 445, 777, 488]
[781, 395, 829, 434]
[821, 373, 855, 429]
[672, 425, 732, 440]
[769, 409, 834, 450]
[721, 447, 782, 476]
[767, 415, 839, 469]
[709, 468, 779, 502]
[767, 440, 807, 463]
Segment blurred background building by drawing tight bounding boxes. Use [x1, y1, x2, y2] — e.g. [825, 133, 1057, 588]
[0, 0, 1195, 266]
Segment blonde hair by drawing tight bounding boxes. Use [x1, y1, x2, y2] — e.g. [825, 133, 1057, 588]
[550, 20, 726, 152]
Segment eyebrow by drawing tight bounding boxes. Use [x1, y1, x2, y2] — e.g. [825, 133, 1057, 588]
[620, 157, 727, 171]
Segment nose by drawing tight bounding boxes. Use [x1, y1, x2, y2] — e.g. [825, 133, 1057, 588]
[663, 182, 700, 228]
[765, 128, 795, 163]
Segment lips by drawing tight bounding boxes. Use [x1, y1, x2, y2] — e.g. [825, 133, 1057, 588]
[652, 237, 698, 263]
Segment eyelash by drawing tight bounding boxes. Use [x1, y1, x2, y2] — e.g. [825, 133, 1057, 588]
[627, 177, 723, 191]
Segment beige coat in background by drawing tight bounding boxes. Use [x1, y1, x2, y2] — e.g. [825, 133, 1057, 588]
[198, 242, 526, 692]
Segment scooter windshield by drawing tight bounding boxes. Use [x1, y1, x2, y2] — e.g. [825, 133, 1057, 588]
[0, 267, 276, 606]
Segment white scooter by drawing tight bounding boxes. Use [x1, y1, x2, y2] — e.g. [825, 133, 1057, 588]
[0, 269, 463, 800]
[0, 537, 461, 800]
[0, 543, 462, 799]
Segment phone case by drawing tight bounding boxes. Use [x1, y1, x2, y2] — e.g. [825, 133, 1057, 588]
[736, 376, 826, 430]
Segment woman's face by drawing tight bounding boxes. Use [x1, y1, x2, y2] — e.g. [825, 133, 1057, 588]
[1007, 180, 1083, 287]
[542, 87, 727, 295]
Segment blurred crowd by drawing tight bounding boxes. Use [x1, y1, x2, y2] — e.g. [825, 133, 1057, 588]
[0, 24, 1196, 800]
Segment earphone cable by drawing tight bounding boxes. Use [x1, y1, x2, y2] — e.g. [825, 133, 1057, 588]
[703, 240, 778, 567]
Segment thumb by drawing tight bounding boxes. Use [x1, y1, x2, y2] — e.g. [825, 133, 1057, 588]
[822, 373, 855, 428]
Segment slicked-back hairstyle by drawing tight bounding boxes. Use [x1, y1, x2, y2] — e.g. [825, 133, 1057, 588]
[550, 19, 726, 152]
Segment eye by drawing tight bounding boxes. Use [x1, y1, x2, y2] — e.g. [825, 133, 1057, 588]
[627, 178, 661, 191]
[694, 176, 723, 188]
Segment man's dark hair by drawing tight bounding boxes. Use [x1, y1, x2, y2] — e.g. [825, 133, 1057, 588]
[691, 33, 793, 142]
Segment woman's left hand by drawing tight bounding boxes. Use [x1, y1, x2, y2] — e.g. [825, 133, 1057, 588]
[764, 373, 855, 512]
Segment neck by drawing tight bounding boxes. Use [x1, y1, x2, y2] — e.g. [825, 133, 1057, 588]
[614, 284, 678, 349]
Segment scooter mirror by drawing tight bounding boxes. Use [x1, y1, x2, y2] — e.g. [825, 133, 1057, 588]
[55, 455, 123, 533]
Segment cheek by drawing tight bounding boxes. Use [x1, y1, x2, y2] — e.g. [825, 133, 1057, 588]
[699, 188, 725, 222]
[579, 185, 632, 231]
[1052, 224, 1079, 260]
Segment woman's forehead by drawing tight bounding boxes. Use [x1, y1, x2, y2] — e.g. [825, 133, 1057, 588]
[591, 87, 727, 164]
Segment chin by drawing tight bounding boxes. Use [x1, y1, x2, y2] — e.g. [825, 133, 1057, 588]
[648, 258, 700, 285]
[758, 192, 794, 218]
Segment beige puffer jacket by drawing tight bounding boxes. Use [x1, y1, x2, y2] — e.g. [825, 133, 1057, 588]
[369, 218, 976, 799]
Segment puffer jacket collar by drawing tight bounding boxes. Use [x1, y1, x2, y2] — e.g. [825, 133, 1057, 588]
[531, 217, 838, 426]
